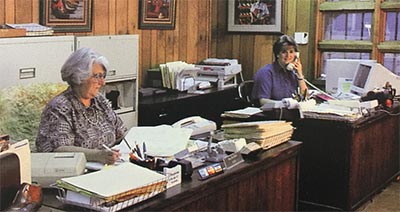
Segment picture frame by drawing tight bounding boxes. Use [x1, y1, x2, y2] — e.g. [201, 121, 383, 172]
[39, 0, 93, 33]
[228, 0, 282, 33]
[139, 0, 177, 30]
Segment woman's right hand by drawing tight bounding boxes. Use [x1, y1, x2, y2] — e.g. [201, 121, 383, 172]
[95, 149, 121, 165]
[54, 145, 121, 165]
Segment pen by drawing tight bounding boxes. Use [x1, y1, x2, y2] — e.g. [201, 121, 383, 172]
[123, 138, 133, 151]
[143, 142, 147, 160]
[102, 144, 125, 162]
[102, 144, 113, 152]
[135, 142, 142, 159]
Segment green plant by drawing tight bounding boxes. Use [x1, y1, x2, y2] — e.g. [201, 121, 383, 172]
[0, 83, 68, 151]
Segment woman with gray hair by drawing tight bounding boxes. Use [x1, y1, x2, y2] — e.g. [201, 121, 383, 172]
[36, 47, 127, 165]
[252, 34, 308, 107]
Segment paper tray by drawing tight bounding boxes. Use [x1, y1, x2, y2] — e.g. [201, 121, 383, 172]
[55, 182, 166, 212]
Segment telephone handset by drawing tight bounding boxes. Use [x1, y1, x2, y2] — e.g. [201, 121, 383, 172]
[286, 52, 300, 71]
[172, 116, 217, 136]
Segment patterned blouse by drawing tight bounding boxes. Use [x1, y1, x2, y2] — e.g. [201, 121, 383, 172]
[36, 87, 127, 152]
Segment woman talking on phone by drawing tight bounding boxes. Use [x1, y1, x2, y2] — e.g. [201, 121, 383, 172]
[252, 34, 308, 107]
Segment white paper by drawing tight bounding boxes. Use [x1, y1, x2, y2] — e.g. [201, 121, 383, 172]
[118, 125, 192, 157]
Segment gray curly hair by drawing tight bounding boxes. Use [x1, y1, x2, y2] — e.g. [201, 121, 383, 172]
[61, 47, 110, 86]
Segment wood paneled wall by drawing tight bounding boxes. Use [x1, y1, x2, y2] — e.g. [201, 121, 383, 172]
[1, 0, 314, 87]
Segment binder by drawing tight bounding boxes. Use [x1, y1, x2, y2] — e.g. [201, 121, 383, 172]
[56, 163, 166, 211]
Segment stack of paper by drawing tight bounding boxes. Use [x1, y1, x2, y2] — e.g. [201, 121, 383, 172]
[221, 121, 294, 150]
[56, 163, 166, 211]
[222, 107, 262, 118]
[159, 61, 200, 91]
[6, 23, 54, 36]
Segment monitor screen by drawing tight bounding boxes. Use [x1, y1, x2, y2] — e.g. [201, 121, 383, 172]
[325, 59, 376, 93]
[351, 62, 400, 95]
[352, 64, 371, 89]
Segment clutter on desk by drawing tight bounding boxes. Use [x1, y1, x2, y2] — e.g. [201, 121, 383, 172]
[221, 120, 294, 150]
[195, 58, 242, 89]
[56, 163, 167, 212]
[159, 61, 200, 91]
[157, 58, 242, 92]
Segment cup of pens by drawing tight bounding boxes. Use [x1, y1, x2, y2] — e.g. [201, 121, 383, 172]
[123, 139, 155, 170]
[129, 156, 156, 170]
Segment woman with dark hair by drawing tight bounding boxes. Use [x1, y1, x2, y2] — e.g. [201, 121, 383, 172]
[252, 34, 307, 107]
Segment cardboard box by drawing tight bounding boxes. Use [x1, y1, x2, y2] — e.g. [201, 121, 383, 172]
[0, 25, 26, 38]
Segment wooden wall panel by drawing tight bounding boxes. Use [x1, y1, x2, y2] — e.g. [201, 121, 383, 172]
[209, 0, 315, 81]
[0, 1, 5, 24]
[1, 0, 315, 85]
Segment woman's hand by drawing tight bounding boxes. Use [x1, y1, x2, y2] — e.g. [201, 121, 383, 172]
[54, 145, 122, 165]
[293, 57, 304, 78]
[98, 149, 121, 165]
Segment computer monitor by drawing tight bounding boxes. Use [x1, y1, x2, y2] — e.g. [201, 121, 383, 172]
[350, 62, 400, 95]
[325, 59, 376, 93]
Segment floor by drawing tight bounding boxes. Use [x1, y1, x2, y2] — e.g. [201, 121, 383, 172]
[359, 177, 400, 212]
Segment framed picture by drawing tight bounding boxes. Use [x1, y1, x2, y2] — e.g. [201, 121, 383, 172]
[228, 0, 282, 33]
[139, 0, 177, 30]
[39, 0, 93, 33]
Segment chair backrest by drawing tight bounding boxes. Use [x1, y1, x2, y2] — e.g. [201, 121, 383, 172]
[238, 80, 255, 106]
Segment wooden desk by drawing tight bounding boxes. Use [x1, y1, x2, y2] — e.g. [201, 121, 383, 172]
[293, 109, 400, 211]
[41, 141, 301, 211]
[221, 106, 400, 211]
[138, 87, 246, 128]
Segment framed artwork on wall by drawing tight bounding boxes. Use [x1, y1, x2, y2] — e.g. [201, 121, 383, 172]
[139, 0, 177, 30]
[39, 0, 93, 33]
[228, 0, 282, 33]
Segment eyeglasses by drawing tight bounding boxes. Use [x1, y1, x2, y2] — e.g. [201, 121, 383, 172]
[91, 73, 106, 81]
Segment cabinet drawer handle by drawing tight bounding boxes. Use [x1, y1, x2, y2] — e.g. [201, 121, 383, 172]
[108, 69, 116, 76]
[158, 113, 168, 117]
[19, 68, 35, 79]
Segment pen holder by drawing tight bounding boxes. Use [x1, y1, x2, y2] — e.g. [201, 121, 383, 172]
[129, 156, 156, 170]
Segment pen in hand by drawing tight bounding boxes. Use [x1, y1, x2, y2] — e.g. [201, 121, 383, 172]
[102, 144, 124, 162]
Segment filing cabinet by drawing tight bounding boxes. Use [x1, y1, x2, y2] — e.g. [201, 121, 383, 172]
[0, 36, 75, 89]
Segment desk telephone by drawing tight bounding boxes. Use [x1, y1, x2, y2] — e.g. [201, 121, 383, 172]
[172, 116, 217, 136]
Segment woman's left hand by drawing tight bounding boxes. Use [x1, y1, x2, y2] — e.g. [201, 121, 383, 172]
[293, 57, 304, 77]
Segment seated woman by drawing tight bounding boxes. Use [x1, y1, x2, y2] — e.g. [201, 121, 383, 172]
[252, 35, 307, 107]
[36, 47, 127, 165]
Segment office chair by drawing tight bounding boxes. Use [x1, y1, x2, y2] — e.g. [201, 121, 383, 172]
[238, 80, 256, 107]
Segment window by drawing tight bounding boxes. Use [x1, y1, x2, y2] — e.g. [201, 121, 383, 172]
[316, 0, 400, 81]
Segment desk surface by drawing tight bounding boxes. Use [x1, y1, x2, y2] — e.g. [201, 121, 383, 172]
[139, 87, 238, 105]
[41, 141, 302, 211]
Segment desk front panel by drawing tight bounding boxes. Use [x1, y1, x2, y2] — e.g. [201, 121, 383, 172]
[293, 111, 400, 211]
[41, 141, 302, 211]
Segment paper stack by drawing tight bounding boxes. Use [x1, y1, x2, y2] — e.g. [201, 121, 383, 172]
[159, 61, 200, 91]
[56, 163, 167, 211]
[221, 120, 294, 150]
[221, 107, 262, 119]
[6, 23, 54, 36]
